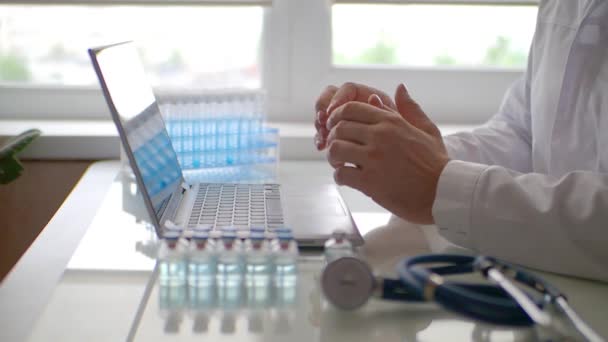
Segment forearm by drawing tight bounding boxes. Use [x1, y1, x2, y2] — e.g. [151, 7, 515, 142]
[433, 160, 608, 281]
[443, 76, 532, 172]
[443, 118, 532, 172]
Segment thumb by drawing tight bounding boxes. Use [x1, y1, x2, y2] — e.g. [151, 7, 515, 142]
[394, 83, 438, 136]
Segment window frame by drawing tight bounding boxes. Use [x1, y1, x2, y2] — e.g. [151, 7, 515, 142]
[0, 0, 536, 124]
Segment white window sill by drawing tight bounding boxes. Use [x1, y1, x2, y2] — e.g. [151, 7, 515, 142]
[0, 119, 476, 160]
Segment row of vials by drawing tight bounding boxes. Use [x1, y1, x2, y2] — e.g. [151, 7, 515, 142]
[156, 227, 299, 334]
[158, 227, 299, 288]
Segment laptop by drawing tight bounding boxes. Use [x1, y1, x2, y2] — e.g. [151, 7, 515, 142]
[88, 41, 362, 247]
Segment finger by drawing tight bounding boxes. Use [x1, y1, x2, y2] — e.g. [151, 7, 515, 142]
[315, 123, 330, 149]
[327, 140, 369, 169]
[334, 166, 367, 193]
[327, 120, 370, 146]
[315, 86, 338, 136]
[319, 109, 330, 125]
[314, 132, 325, 150]
[326, 101, 387, 131]
[368, 94, 384, 109]
[394, 83, 437, 135]
[368, 94, 397, 113]
[315, 85, 338, 113]
[315, 110, 329, 139]
[315, 110, 328, 131]
[319, 124, 330, 148]
[327, 82, 395, 115]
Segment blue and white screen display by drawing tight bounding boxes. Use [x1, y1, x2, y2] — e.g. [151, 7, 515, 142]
[93, 43, 182, 218]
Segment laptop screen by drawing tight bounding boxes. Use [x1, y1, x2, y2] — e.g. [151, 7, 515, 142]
[90, 43, 183, 222]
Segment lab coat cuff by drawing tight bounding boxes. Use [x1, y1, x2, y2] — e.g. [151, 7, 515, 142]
[432, 160, 488, 249]
[443, 135, 461, 159]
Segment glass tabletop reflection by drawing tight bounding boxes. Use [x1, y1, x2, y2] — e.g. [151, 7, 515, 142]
[23, 169, 545, 342]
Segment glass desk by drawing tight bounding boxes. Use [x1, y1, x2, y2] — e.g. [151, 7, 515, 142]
[3, 161, 607, 341]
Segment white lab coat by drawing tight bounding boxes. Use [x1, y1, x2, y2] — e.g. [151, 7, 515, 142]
[432, 0, 608, 281]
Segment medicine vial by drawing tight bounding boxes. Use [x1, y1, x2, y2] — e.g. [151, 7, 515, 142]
[272, 232, 298, 312]
[216, 231, 244, 333]
[187, 231, 217, 334]
[273, 232, 299, 287]
[216, 231, 244, 287]
[157, 231, 187, 333]
[158, 231, 187, 287]
[324, 229, 353, 264]
[187, 231, 217, 287]
[245, 232, 272, 276]
[245, 232, 273, 311]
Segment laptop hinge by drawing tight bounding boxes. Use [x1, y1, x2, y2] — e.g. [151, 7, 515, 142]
[181, 183, 190, 194]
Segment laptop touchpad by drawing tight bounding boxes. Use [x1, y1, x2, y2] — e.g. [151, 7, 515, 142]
[283, 184, 347, 216]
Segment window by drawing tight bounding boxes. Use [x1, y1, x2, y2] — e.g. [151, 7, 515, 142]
[0, 5, 263, 88]
[0, 0, 538, 124]
[333, 4, 537, 68]
[285, 0, 538, 124]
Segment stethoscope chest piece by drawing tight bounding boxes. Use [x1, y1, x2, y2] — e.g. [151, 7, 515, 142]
[321, 257, 375, 310]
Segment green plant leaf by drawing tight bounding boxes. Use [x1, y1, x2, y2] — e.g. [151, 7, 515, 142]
[0, 156, 24, 184]
[0, 129, 41, 184]
[0, 129, 41, 159]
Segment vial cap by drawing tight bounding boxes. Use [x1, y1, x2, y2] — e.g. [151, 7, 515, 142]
[250, 226, 266, 233]
[236, 230, 250, 240]
[332, 229, 348, 242]
[275, 227, 292, 234]
[163, 231, 181, 241]
[277, 232, 294, 241]
[192, 231, 210, 240]
[221, 226, 237, 232]
[265, 231, 278, 240]
[194, 224, 212, 232]
[249, 232, 265, 241]
[222, 231, 237, 240]
[209, 230, 223, 239]
[331, 229, 347, 239]
[164, 220, 183, 232]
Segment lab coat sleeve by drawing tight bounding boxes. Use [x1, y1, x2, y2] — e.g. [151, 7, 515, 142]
[443, 76, 533, 173]
[433, 160, 608, 281]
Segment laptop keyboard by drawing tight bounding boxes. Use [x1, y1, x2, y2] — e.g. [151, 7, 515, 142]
[187, 183, 284, 231]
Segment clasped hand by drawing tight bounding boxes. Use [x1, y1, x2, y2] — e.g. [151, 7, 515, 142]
[314, 82, 450, 224]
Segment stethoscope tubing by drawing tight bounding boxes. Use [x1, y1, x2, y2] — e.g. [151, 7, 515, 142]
[395, 254, 604, 341]
[397, 254, 541, 327]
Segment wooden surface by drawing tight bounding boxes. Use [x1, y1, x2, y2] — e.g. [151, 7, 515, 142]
[0, 160, 91, 281]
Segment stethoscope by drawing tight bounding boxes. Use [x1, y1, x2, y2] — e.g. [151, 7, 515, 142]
[321, 254, 604, 342]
